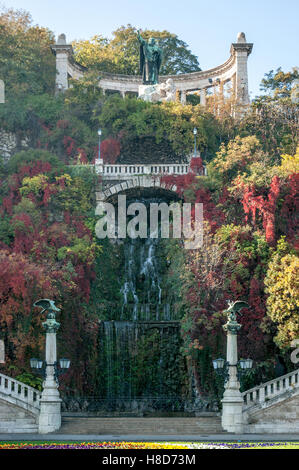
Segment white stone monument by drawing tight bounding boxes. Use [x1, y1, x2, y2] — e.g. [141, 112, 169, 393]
[36, 303, 62, 434]
[221, 301, 248, 433]
[138, 78, 176, 103]
[51, 34, 73, 93]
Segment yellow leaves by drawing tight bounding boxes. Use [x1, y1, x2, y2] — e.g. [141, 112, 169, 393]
[209, 135, 265, 180]
[20, 174, 48, 196]
[276, 146, 299, 177]
[55, 173, 72, 186]
[265, 252, 299, 347]
[57, 236, 101, 265]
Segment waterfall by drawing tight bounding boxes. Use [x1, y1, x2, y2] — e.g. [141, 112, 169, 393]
[99, 197, 184, 401]
[121, 236, 164, 320]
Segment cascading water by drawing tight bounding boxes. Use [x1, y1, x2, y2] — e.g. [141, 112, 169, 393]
[99, 196, 186, 403]
[121, 236, 164, 320]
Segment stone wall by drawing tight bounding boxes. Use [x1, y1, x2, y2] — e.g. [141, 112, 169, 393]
[0, 130, 29, 163]
[0, 130, 18, 162]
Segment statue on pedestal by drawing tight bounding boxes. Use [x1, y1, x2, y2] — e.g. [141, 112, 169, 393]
[137, 30, 163, 85]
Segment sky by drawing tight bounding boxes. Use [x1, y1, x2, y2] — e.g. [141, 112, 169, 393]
[1, 0, 299, 98]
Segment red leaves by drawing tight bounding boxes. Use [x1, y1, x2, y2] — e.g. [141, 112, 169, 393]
[190, 157, 204, 175]
[280, 173, 299, 248]
[101, 138, 121, 164]
[0, 249, 55, 366]
[63, 136, 76, 157]
[242, 176, 281, 244]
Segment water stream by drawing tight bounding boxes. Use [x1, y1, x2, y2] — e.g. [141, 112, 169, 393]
[99, 197, 184, 401]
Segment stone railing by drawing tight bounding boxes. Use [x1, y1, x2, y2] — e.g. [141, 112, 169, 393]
[97, 163, 191, 177]
[242, 368, 299, 411]
[0, 372, 41, 415]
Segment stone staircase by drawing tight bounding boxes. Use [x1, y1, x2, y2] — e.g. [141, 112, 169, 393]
[0, 372, 41, 433]
[58, 416, 223, 435]
[242, 367, 299, 433]
[0, 399, 38, 433]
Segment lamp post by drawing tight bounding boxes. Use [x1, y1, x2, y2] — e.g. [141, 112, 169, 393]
[193, 127, 197, 157]
[30, 357, 70, 383]
[32, 299, 70, 434]
[95, 128, 104, 175]
[97, 128, 102, 163]
[215, 300, 250, 434]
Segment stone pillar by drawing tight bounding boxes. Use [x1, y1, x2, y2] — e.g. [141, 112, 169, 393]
[0, 80, 4, 104]
[200, 88, 206, 106]
[180, 90, 187, 104]
[95, 161, 104, 175]
[230, 32, 253, 106]
[221, 315, 244, 433]
[38, 313, 61, 434]
[0, 339, 4, 363]
[51, 34, 73, 92]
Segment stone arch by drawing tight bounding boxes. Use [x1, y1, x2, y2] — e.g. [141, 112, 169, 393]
[96, 175, 181, 204]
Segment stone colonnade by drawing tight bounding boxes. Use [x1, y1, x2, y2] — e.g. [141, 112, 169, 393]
[51, 32, 253, 107]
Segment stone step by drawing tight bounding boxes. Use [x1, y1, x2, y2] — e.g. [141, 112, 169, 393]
[0, 412, 28, 419]
[58, 417, 223, 435]
[0, 417, 36, 425]
[245, 423, 299, 433]
[0, 420, 38, 432]
[0, 426, 38, 433]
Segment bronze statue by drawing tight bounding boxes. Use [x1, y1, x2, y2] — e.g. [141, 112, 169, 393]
[137, 30, 163, 85]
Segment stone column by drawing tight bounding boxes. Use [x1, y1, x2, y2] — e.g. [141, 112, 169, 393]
[200, 88, 206, 107]
[180, 90, 186, 104]
[51, 34, 73, 92]
[221, 315, 244, 433]
[0, 80, 4, 104]
[0, 339, 4, 363]
[38, 313, 61, 434]
[230, 32, 253, 107]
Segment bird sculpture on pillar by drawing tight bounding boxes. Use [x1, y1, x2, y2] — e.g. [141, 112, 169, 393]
[225, 300, 249, 322]
[33, 299, 60, 315]
[33, 299, 61, 332]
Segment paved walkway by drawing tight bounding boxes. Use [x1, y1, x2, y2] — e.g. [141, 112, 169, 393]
[0, 433, 299, 441]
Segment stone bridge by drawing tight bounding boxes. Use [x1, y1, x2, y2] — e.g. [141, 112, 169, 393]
[94, 160, 198, 203]
[51, 32, 253, 107]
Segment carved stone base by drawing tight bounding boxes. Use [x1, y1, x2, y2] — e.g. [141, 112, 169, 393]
[138, 79, 176, 103]
[221, 386, 244, 433]
[38, 399, 62, 433]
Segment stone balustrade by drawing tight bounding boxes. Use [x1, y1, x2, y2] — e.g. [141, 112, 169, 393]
[0, 372, 41, 415]
[242, 368, 299, 410]
[95, 162, 191, 177]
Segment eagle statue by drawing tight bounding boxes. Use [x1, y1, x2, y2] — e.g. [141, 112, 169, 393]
[33, 299, 60, 316]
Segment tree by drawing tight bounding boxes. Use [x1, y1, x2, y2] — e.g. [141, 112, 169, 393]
[265, 243, 299, 348]
[0, 7, 56, 97]
[208, 135, 268, 187]
[260, 67, 299, 99]
[73, 25, 201, 76]
[96, 95, 220, 163]
[239, 68, 299, 157]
